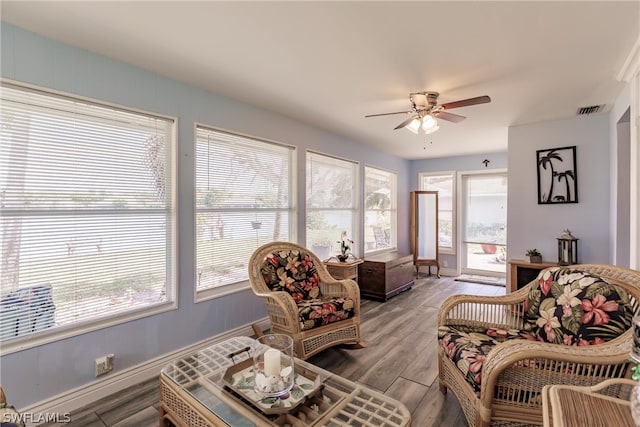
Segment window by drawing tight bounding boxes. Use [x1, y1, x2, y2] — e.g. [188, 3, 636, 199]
[195, 126, 295, 297]
[306, 152, 358, 260]
[0, 82, 176, 351]
[364, 166, 397, 253]
[420, 172, 455, 254]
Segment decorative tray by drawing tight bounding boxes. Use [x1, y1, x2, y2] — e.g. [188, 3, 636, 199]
[220, 358, 323, 415]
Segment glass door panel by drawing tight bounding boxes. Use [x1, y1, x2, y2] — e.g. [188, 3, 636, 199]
[461, 173, 508, 276]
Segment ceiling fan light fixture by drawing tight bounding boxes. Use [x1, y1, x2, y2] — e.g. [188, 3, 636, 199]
[411, 93, 428, 107]
[424, 124, 440, 135]
[406, 118, 421, 134]
[421, 115, 439, 134]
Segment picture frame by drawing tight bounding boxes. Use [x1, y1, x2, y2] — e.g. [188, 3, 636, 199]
[536, 146, 578, 204]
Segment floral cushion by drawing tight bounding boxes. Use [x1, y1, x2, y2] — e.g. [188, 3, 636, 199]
[0, 403, 25, 427]
[438, 325, 530, 392]
[523, 268, 633, 345]
[260, 249, 322, 302]
[298, 297, 355, 331]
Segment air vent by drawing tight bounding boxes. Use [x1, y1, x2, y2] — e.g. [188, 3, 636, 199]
[576, 105, 604, 116]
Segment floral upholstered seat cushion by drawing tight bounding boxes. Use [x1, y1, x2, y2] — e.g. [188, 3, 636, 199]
[0, 403, 24, 427]
[260, 249, 322, 302]
[523, 268, 633, 345]
[298, 297, 355, 331]
[437, 325, 530, 392]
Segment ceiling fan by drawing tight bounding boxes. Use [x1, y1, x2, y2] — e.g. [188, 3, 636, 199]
[365, 91, 491, 134]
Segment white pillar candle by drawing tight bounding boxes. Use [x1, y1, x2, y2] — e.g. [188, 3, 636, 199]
[263, 348, 281, 376]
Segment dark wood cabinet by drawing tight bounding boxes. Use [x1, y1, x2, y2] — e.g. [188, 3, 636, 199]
[358, 253, 414, 301]
[508, 259, 559, 292]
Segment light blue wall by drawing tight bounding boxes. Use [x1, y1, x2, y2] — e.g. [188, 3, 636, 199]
[409, 152, 508, 187]
[507, 114, 611, 265]
[0, 22, 411, 407]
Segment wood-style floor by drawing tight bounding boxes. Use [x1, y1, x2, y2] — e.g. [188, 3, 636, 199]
[37, 274, 505, 427]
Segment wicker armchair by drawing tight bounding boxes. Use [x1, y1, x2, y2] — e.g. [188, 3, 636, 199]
[248, 241, 362, 360]
[438, 264, 640, 427]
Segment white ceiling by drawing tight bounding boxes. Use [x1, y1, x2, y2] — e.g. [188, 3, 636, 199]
[2, 1, 638, 159]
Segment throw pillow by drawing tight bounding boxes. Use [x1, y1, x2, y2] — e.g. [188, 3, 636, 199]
[260, 250, 321, 302]
[523, 267, 633, 345]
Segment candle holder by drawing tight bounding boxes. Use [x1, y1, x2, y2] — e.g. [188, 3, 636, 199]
[253, 334, 294, 397]
[557, 229, 579, 265]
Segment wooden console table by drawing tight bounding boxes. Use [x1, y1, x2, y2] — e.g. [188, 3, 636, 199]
[508, 259, 558, 292]
[159, 336, 411, 426]
[323, 258, 363, 284]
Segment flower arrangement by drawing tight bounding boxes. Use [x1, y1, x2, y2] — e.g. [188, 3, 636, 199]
[337, 231, 354, 262]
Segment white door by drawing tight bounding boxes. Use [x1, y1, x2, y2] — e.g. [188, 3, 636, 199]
[460, 172, 508, 276]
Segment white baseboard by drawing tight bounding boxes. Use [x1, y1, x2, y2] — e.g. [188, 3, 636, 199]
[437, 267, 458, 277]
[21, 317, 270, 426]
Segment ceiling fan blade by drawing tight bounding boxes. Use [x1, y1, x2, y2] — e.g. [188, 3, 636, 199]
[440, 95, 491, 110]
[433, 111, 466, 123]
[394, 116, 417, 130]
[365, 111, 412, 118]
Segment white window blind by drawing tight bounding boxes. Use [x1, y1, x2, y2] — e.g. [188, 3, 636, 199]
[364, 166, 397, 253]
[0, 82, 175, 348]
[195, 126, 295, 294]
[306, 152, 358, 259]
[420, 172, 455, 253]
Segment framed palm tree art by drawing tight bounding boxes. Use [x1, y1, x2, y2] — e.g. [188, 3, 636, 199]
[536, 146, 578, 204]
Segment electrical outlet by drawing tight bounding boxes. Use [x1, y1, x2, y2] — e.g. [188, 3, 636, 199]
[95, 354, 115, 377]
[442, 260, 448, 268]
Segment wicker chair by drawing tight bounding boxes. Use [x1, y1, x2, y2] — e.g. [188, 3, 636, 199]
[248, 241, 362, 360]
[0, 386, 25, 427]
[438, 264, 640, 427]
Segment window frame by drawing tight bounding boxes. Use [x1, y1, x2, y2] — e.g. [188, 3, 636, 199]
[194, 124, 296, 302]
[363, 165, 397, 254]
[418, 171, 456, 255]
[0, 79, 178, 355]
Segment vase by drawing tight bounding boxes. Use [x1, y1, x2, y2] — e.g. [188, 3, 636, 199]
[337, 254, 348, 262]
[481, 244, 497, 254]
[252, 334, 294, 397]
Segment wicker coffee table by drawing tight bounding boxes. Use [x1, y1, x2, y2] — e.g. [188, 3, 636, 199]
[159, 336, 411, 427]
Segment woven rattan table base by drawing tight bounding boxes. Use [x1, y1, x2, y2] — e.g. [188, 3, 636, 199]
[159, 336, 411, 427]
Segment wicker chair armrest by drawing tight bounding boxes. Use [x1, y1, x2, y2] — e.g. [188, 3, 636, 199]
[253, 290, 302, 333]
[438, 285, 532, 328]
[480, 332, 633, 406]
[320, 278, 361, 316]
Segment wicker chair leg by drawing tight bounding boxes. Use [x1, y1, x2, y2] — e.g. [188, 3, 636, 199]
[476, 403, 491, 427]
[251, 323, 264, 338]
